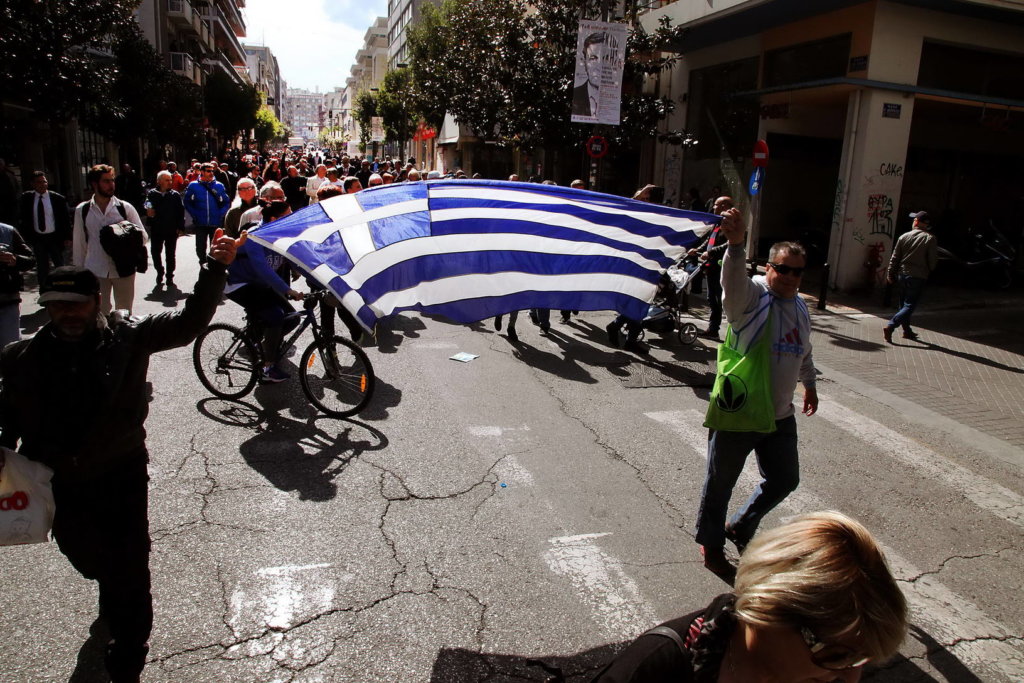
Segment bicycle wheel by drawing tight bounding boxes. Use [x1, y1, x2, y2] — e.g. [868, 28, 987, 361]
[193, 323, 260, 399]
[299, 335, 375, 417]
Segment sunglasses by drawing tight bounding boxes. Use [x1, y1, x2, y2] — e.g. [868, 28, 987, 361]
[800, 626, 870, 671]
[767, 262, 805, 277]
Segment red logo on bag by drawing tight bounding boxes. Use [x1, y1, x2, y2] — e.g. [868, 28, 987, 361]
[0, 491, 29, 511]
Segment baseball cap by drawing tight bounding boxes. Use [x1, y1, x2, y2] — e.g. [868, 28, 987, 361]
[909, 211, 930, 222]
[38, 266, 100, 304]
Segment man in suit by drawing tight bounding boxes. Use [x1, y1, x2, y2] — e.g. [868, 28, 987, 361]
[19, 171, 71, 286]
[571, 31, 609, 119]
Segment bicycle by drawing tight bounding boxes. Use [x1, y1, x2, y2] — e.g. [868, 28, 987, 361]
[193, 289, 375, 417]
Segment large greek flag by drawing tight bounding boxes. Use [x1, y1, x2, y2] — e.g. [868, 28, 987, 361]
[247, 180, 717, 331]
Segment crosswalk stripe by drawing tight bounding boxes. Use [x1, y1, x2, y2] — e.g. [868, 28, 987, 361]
[645, 408, 1024, 681]
[818, 396, 1024, 530]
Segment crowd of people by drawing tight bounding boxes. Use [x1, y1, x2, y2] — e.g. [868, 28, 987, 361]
[0, 148, 913, 683]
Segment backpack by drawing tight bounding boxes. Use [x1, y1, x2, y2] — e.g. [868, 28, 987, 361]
[80, 202, 148, 277]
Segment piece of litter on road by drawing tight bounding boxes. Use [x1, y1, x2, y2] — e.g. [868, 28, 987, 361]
[450, 352, 480, 363]
[500, 482, 507, 488]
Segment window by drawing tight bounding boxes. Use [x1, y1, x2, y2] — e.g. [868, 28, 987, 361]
[918, 41, 1024, 99]
[763, 34, 851, 88]
[686, 57, 760, 161]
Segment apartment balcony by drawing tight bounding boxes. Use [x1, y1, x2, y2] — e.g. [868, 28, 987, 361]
[167, 0, 215, 53]
[168, 51, 203, 86]
[201, 4, 246, 66]
[216, 0, 246, 38]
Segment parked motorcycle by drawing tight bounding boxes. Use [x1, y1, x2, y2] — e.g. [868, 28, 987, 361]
[936, 222, 1016, 289]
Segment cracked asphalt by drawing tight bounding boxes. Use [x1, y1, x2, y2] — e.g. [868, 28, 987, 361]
[2, 246, 1022, 682]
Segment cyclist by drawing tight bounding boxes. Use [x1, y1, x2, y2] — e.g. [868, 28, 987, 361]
[225, 200, 303, 382]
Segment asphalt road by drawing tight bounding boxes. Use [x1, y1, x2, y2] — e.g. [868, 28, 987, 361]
[2, 239, 1022, 682]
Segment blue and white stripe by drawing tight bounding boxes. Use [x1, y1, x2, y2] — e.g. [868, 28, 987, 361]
[247, 180, 718, 331]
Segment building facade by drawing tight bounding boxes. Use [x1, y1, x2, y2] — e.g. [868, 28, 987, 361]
[286, 88, 324, 143]
[641, 0, 1024, 291]
[243, 44, 285, 121]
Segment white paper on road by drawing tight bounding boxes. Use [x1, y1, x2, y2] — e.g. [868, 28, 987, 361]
[645, 409, 1024, 682]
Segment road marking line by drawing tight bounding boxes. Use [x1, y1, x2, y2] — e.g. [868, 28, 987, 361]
[818, 397, 1024, 529]
[645, 409, 1024, 681]
[543, 532, 658, 641]
[497, 453, 535, 486]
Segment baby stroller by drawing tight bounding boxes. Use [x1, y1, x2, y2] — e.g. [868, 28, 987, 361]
[638, 264, 703, 345]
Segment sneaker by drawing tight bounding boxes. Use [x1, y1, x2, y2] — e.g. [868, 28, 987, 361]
[605, 322, 620, 347]
[506, 328, 518, 343]
[560, 313, 571, 324]
[539, 322, 550, 335]
[903, 330, 919, 340]
[699, 328, 719, 340]
[260, 365, 290, 383]
[623, 339, 649, 355]
[883, 326, 894, 344]
[700, 546, 736, 584]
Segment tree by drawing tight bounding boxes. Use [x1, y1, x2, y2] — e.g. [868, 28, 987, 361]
[253, 107, 285, 149]
[0, 0, 142, 124]
[406, 1, 686, 176]
[204, 70, 261, 144]
[376, 67, 416, 149]
[352, 90, 378, 154]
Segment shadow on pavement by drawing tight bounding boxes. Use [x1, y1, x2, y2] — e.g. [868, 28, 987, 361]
[862, 624, 984, 682]
[430, 643, 625, 682]
[196, 397, 389, 502]
[67, 616, 110, 683]
[143, 283, 189, 308]
[374, 314, 427, 354]
[915, 340, 1024, 374]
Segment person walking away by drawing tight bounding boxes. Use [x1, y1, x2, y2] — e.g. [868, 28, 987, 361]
[145, 171, 184, 288]
[18, 171, 71, 287]
[0, 231, 245, 683]
[183, 162, 230, 264]
[72, 164, 147, 315]
[884, 211, 937, 343]
[695, 207, 818, 580]
[687, 195, 733, 339]
[0, 222, 35, 346]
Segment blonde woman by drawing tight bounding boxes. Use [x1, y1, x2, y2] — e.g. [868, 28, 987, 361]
[593, 511, 907, 682]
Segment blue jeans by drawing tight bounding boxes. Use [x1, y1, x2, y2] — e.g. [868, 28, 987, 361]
[888, 275, 926, 332]
[695, 416, 800, 550]
[0, 301, 20, 348]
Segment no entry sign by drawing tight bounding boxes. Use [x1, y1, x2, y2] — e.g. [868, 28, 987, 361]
[586, 135, 609, 159]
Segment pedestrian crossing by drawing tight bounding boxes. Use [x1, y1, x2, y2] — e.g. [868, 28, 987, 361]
[642, 407, 1024, 682]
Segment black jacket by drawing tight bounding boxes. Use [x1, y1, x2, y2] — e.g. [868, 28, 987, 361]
[591, 594, 736, 682]
[0, 260, 228, 477]
[694, 225, 728, 274]
[18, 190, 71, 242]
[0, 223, 35, 302]
[146, 188, 185, 239]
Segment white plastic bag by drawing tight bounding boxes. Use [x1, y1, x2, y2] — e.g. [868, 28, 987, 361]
[0, 448, 55, 546]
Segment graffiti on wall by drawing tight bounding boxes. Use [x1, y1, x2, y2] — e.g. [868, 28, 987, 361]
[866, 193, 894, 240]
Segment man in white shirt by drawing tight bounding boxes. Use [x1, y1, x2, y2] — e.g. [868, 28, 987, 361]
[72, 164, 146, 315]
[306, 164, 329, 203]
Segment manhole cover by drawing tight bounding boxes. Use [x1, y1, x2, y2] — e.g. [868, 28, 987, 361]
[605, 360, 714, 388]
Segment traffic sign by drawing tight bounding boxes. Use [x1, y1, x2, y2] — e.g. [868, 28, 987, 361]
[752, 139, 769, 167]
[586, 135, 609, 159]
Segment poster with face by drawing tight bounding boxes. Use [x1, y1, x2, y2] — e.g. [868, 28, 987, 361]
[570, 19, 628, 126]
